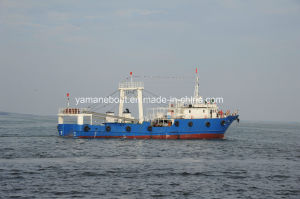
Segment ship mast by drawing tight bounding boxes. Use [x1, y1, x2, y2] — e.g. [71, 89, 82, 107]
[194, 68, 199, 99]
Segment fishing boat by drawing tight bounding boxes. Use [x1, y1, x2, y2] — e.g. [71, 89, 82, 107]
[57, 69, 239, 139]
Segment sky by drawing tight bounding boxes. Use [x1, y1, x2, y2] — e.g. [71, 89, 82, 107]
[0, 0, 299, 122]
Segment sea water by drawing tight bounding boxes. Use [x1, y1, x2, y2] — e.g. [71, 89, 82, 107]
[0, 113, 299, 198]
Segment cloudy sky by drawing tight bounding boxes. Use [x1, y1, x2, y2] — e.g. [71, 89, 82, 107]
[0, 0, 299, 122]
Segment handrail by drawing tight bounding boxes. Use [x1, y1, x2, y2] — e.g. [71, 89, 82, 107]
[58, 108, 139, 123]
[58, 108, 90, 114]
[119, 81, 144, 89]
[86, 111, 139, 123]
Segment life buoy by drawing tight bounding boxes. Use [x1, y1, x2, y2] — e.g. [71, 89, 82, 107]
[84, 125, 90, 132]
[147, 126, 152, 131]
[188, 121, 193, 127]
[175, 121, 179, 127]
[205, 122, 211, 128]
[126, 126, 131, 132]
[106, 126, 111, 132]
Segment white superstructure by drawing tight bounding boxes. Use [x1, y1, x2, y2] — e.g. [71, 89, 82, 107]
[118, 72, 144, 123]
[148, 68, 224, 122]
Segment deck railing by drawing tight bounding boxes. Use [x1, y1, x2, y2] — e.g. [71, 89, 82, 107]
[119, 81, 144, 89]
[58, 108, 90, 114]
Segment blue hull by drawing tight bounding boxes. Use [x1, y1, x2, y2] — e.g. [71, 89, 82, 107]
[57, 115, 238, 139]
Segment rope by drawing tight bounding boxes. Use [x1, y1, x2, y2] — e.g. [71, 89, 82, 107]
[88, 89, 119, 111]
[144, 89, 161, 98]
[130, 75, 193, 80]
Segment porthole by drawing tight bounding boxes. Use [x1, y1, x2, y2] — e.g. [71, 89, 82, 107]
[205, 122, 211, 128]
[221, 120, 226, 126]
[106, 126, 111, 132]
[126, 126, 131, 132]
[84, 125, 90, 132]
